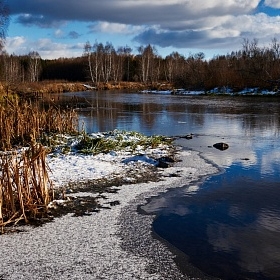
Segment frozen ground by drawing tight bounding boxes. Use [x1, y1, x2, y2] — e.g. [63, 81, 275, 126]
[0, 142, 218, 279]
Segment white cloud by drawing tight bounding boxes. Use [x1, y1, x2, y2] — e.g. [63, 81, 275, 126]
[54, 29, 64, 38]
[6, 37, 84, 59]
[219, 13, 280, 37]
[264, 0, 280, 9]
[5, 36, 27, 54]
[8, 0, 280, 57]
[135, 11, 280, 51]
[89, 22, 144, 35]
[35, 38, 83, 58]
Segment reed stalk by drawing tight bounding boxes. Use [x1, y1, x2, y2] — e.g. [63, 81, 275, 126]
[0, 99, 78, 151]
[0, 144, 53, 231]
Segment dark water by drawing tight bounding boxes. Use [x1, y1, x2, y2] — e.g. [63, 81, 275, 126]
[53, 91, 280, 279]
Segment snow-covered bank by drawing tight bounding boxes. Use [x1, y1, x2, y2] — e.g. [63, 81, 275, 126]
[140, 87, 280, 96]
[0, 144, 218, 279]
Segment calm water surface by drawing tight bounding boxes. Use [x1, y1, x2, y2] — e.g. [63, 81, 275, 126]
[54, 91, 280, 279]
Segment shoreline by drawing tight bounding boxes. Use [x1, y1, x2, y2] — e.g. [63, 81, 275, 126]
[0, 148, 218, 279]
[118, 149, 219, 279]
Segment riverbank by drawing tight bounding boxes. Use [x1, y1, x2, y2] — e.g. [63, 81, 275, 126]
[0, 136, 218, 279]
[2, 81, 174, 97]
[3, 81, 280, 98]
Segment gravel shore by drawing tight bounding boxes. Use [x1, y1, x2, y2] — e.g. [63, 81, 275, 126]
[0, 149, 218, 280]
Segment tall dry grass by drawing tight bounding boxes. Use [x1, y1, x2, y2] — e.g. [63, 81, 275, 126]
[0, 98, 78, 231]
[0, 144, 53, 232]
[0, 99, 78, 151]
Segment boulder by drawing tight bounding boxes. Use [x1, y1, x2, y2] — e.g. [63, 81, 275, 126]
[213, 142, 229, 151]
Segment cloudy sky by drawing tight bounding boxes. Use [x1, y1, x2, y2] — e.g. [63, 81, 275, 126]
[5, 0, 280, 59]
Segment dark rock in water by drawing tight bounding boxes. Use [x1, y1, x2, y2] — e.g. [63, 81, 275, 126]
[213, 142, 229, 151]
[183, 134, 193, 140]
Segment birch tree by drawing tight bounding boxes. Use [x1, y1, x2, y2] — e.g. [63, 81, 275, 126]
[84, 41, 95, 84]
[28, 51, 41, 82]
[102, 42, 114, 83]
[1, 53, 21, 94]
[138, 44, 156, 84]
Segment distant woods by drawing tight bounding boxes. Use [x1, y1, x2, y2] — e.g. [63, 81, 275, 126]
[2, 38, 280, 90]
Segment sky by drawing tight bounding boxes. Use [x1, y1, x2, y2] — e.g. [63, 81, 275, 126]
[4, 0, 280, 59]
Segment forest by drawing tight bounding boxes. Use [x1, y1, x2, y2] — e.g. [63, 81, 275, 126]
[1, 38, 280, 92]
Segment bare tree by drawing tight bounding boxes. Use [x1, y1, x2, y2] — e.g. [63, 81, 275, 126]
[28, 51, 41, 82]
[83, 41, 103, 85]
[138, 44, 157, 84]
[164, 52, 185, 83]
[84, 41, 95, 84]
[0, 53, 21, 94]
[0, 0, 9, 52]
[123, 45, 132, 81]
[102, 42, 114, 83]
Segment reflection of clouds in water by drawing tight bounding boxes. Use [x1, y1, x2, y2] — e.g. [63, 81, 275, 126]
[202, 117, 242, 138]
[207, 224, 235, 253]
[228, 205, 242, 219]
[170, 205, 191, 216]
[179, 135, 258, 168]
[184, 184, 199, 194]
[260, 150, 280, 177]
[142, 196, 191, 216]
[207, 214, 280, 276]
[141, 184, 200, 216]
[141, 197, 168, 213]
[257, 209, 280, 233]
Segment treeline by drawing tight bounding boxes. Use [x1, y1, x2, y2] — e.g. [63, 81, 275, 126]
[1, 38, 280, 91]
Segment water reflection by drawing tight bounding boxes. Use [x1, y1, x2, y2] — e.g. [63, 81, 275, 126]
[148, 176, 280, 279]
[52, 91, 280, 279]
[52, 91, 280, 140]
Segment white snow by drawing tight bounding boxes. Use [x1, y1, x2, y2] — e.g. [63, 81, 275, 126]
[0, 142, 218, 279]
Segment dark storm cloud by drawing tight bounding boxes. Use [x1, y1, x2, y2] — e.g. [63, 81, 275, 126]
[16, 14, 64, 28]
[133, 28, 241, 50]
[8, 0, 261, 28]
[10, 0, 279, 53]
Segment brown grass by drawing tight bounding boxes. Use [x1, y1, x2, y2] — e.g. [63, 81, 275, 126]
[0, 97, 79, 231]
[0, 99, 78, 151]
[0, 144, 53, 232]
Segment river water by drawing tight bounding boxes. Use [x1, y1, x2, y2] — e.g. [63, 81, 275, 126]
[52, 90, 280, 279]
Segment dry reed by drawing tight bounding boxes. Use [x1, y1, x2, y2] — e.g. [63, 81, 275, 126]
[0, 98, 78, 231]
[0, 144, 53, 232]
[0, 99, 78, 151]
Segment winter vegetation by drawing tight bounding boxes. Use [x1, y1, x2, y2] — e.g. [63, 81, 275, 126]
[2, 38, 280, 94]
[0, 98, 78, 230]
[0, 144, 53, 233]
[0, 95, 176, 231]
[0, 0, 278, 232]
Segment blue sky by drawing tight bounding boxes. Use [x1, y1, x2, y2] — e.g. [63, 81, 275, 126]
[4, 0, 280, 59]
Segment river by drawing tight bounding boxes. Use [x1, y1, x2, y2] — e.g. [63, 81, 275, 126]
[52, 90, 280, 279]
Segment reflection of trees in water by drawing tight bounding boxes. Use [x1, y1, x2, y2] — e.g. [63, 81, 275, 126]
[242, 114, 280, 136]
[49, 92, 280, 135]
[238, 98, 280, 136]
[141, 102, 161, 127]
[160, 102, 207, 127]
